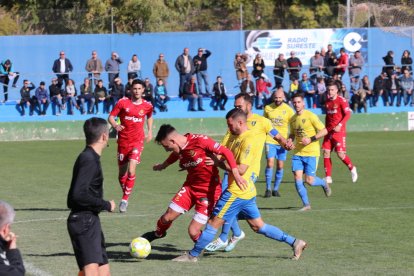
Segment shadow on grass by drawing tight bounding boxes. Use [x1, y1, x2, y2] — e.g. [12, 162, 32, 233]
[26, 252, 74, 257]
[203, 252, 292, 260]
[15, 208, 69, 212]
[107, 243, 183, 262]
[259, 206, 298, 210]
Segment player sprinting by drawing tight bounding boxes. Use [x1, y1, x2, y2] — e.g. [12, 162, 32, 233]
[323, 81, 358, 184]
[172, 108, 307, 262]
[287, 93, 331, 212]
[108, 79, 153, 213]
[263, 88, 294, 197]
[206, 93, 288, 252]
[140, 124, 245, 243]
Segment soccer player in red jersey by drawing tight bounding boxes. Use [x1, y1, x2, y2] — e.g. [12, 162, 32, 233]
[322, 80, 358, 184]
[108, 79, 153, 213]
[141, 124, 245, 243]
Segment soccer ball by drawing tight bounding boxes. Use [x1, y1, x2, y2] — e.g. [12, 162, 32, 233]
[129, 237, 151, 259]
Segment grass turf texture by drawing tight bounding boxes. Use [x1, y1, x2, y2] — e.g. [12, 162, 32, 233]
[1, 131, 414, 275]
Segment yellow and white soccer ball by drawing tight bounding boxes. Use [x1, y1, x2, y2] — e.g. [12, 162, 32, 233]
[129, 237, 151, 259]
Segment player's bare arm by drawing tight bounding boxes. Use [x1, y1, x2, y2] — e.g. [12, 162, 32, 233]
[234, 164, 249, 190]
[108, 115, 124, 132]
[153, 161, 170, 171]
[273, 133, 287, 147]
[145, 116, 154, 142]
[302, 128, 328, 146]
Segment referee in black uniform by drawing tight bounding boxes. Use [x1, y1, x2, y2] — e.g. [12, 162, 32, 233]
[67, 117, 115, 276]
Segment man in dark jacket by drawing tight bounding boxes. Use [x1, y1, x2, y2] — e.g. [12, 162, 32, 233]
[0, 200, 25, 276]
[175, 47, 195, 98]
[193, 48, 212, 97]
[52, 51, 74, 89]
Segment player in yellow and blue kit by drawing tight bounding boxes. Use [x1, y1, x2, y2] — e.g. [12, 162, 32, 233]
[206, 93, 289, 252]
[287, 93, 331, 212]
[172, 108, 307, 262]
[263, 88, 294, 197]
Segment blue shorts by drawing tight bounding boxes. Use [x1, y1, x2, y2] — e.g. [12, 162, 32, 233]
[291, 155, 318, 176]
[265, 143, 287, 161]
[213, 190, 260, 222]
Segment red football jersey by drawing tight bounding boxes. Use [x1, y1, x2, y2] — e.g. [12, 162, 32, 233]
[110, 98, 153, 145]
[165, 133, 236, 192]
[325, 96, 351, 133]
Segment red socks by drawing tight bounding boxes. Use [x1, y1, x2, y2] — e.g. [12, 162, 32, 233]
[122, 173, 136, 201]
[341, 155, 354, 170]
[324, 157, 332, 177]
[156, 218, 172, 237]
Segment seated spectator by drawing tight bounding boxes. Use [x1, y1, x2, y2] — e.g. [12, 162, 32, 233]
[386, 73, 401, 106]
[143, 78, 156, 113]
[154, 78, 169, 112]
[255, 74, 272, 109]
[399, 69, 413, 106]
[382, 50, 395, 78]
[65, 79, 79, 115]
[351, 88, 367, 113]
[349, 76, 362, 98]
[107, 77, 124, 112]
[124, 77, 133, 98]
[316, 77, 326, 109]
[94, 79, 108, 114]
[299, 73, 316, 108]
[0, 59, 20, 103]
[401, 50, 412, 74]
[288, 78, 299, 103]
[212, 76, 227, 110]
[362, 75, 374, 107]
[0, 200, 26, 275]
[19, 80, 35, 116]
[79, 77, 95, 114]
[183, 76, 204, 111]
[34, 81, 50, 115]
[373, 72, 388, 106]
[240, 74, 255, 97]
[49, 78, 64, 115]
[339, 83, 350, 102]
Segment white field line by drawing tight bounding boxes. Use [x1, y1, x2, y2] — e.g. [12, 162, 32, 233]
[14, 205, 414, 224]
[24, 261, 53, 276]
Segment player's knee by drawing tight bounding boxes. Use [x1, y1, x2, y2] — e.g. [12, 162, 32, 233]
[337, 151, 346, 160]
[304, 176, 314, 185]
[266, 159, 274, 168]
[323, 150, 331, 158]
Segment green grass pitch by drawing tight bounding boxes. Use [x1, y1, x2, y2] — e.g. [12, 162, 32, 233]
[1, 131, 414, 275]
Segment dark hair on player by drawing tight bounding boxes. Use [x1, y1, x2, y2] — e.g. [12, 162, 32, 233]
[83, 117, 108, 145]
[291, 92, 304, 100]
[234, 93, 253, 105]
[326, 80, 340, 90]
[155, 124, 176, 144]
[225, 107, 247, 121]
[132, 78, 146, 88]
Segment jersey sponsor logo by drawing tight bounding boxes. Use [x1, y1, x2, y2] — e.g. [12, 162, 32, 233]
[182, 157, 203, 168]
[124, 115, 143, 123]
[327, 109, 337, 114]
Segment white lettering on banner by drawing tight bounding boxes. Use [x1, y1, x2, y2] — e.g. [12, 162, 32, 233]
[124, 116, 143, 123]
[182, 157, 203, 168]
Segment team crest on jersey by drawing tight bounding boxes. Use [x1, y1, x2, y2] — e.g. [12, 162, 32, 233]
[125, 107, 130, 113]
[333, 104, 338, 109]
[188, 150, 196, 157]
[139, 109, 145, 116]
[251, 121, 257, 126]
[302, 119, 306, 124]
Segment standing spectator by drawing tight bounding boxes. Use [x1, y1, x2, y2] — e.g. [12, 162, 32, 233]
[212, 76, 227, 110]
[52, 51, 73, 89]
[273, 53, 287, 89]
[309, 51, 324, 80]
[0, 200, 25, 275]
[251, 53, 265, 79]
[324, 44, 336, 77]
[234, 53, 249, 84]
[94, 80, 108, 114]
[127, 54, 141, 80]
[79, 77, 95, 114]
[400, 69, 413, 106]
[240, 74, 255, 97]
[107, 77, 124, 112]
[348, 50, 364, 78]
[382, 50, 395, 78]
[299, 73, 316, 108]
[316, 77, 327, 109]
[255, 75, 272, 109]
[85, 50, 104, 84]
[0, 59, 20, 102]
[193, 48, 212, 97]
[65, 79, 79, 115]
[105, 52, 123, 87]
[183, 76, 204, 111]
[287, 51, 302, 81]
[152, 53, 170, 88]
[386, 73, 401, 106]
[34, 81, 50, 115]
[67, 117, 115, 276]
[362, 75, 374, 107]
[175, 47, 194, 98]
[19, 80, 35, 116]
[401, 50, 412, 74]
[143, 78, 156, 113]
[336, 48, 348, 79]
[373, 72, 388, 106]
[49, 78, 64, 115]
[154, 78, 169, 112]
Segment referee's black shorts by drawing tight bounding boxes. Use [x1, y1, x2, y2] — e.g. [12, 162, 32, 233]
[67, 211, 108, 270]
